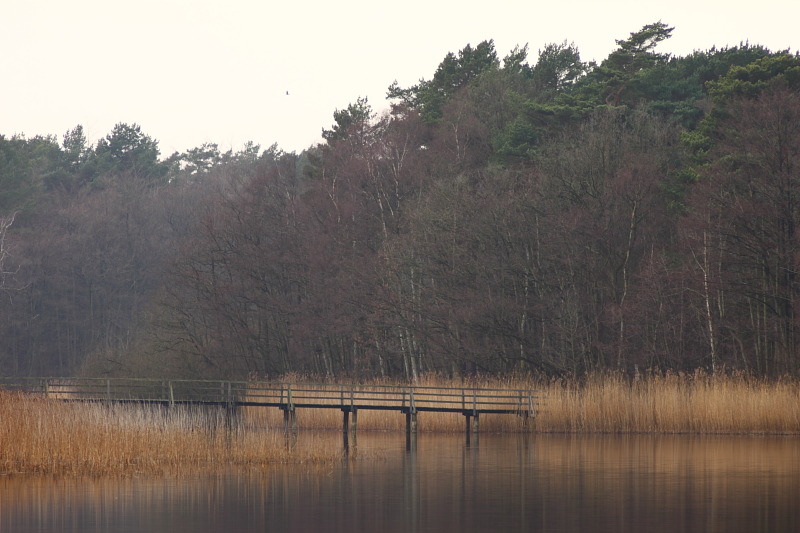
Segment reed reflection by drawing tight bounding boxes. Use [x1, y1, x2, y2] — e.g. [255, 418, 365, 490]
[0, 434, 797, 533]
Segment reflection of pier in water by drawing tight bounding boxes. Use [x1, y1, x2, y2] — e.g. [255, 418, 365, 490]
[1, 377, 542, 450]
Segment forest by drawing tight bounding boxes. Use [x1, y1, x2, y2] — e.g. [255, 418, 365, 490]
[1, 22, 799, 381]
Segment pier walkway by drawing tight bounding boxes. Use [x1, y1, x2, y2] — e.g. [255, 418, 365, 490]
[0, 377, 542, 438]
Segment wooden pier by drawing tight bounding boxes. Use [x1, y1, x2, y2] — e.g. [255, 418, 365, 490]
[0, 378, 542, 439]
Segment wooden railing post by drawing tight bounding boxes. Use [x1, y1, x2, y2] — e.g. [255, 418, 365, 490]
[528, 392, 535, 418]
[285, 383, 296, 432]
[472, 388, 479, 433]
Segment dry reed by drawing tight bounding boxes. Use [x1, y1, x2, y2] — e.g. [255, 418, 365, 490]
[534, 371, 800, 434]
[0, 391, 343, 477]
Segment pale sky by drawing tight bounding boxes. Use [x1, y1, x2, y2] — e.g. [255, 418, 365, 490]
[2, 0, 798, 155]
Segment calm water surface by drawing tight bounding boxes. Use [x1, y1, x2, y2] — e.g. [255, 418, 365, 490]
[1, 433, 798, 532]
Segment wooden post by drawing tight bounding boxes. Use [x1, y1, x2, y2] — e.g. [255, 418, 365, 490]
[351, 408, 358, 434]
[529, 392, 535, 418]
[409, 388, 417, 434]
[405, 411, 417, 435]
[288, 384, 297, 431]
[168, 381, 174, 409]
[405, 411, 417, 452]
[472, 388, 477, 415]
[283, 407, 297, 434]
[342, 407, 355, 456]
[472, 412, 480, 433]
[281, 383, 297, 434]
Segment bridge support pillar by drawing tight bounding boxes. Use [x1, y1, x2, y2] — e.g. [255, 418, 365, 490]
[405, 411, 418, 452]
[283, 407, 297, 434]
[405, 411, 417, 435]
[464, 412, 480, 434]
[342, 407, 357, 435]
[464, 412, 480, 447]
[342, 408, 358, 455]
[521, 410, 531, 431]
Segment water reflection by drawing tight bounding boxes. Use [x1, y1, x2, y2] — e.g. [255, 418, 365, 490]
[1, 433, 798, 532]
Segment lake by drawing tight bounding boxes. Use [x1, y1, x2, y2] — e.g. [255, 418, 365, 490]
[1, 432, 798, 532]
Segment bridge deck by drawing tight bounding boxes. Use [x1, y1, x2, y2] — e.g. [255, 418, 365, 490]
[0, 378, 543, 435]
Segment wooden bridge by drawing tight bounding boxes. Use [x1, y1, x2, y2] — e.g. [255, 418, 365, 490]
[0, 378, 542, 439]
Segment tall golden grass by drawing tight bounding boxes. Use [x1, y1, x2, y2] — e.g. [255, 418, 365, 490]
[0, 391, 343, 477]
[534, 371, 800, 434]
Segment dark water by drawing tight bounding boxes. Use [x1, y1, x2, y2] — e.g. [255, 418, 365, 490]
[1, 433, 798, 532]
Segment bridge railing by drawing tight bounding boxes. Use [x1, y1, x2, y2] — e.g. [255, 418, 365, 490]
[0, 378, 542, 416]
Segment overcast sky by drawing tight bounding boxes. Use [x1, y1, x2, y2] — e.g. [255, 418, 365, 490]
[2, 0, 798, 156]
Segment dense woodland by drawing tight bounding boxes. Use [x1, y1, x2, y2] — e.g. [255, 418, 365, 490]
[2, 23, 800, 380]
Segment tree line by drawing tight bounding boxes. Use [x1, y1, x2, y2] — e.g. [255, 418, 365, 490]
[2, 22, 799, 380]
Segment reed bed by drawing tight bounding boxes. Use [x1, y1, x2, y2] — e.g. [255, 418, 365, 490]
[534, 372, 800, 434]
[0, 391, 343, 477]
